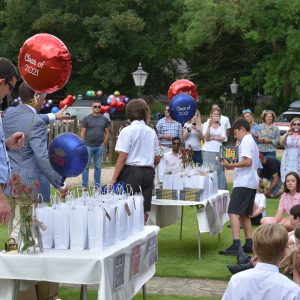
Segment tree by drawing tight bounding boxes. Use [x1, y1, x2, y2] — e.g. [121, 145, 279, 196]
[174, 0, 300, 112]
[0, 0, 182, 97]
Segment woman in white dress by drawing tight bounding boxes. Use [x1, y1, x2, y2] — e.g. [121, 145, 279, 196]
[280, 118, 300, 182]
[202, 108, 227, 189]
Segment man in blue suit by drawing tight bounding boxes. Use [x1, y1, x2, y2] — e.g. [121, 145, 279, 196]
[3, 82, 65, 205]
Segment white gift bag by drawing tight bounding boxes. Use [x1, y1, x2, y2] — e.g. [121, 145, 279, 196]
[126, 197, 134, 236]
[53, 204, 70, 249]
[132, 195, 144, 232]
[116, 201, 128, 241]
[103, 205, 116, 247]
[69, 204, 88, 250]
[87, 205, 104, 250]
[36, 207, 54, 249]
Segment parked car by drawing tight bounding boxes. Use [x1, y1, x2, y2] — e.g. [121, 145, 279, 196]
[274, 100, 300, 138]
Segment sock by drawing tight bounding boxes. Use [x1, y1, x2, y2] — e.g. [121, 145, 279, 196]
[245, 238, 253, 246]
[233, 239, 241, 248]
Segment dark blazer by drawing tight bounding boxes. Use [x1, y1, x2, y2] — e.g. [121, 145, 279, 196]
[3, 104, 62, 201]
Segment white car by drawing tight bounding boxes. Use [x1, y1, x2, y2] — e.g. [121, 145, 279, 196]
[274, 100, 300, 141]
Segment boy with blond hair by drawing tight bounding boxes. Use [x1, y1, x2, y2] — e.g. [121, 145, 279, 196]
[222, 224, 300, 300]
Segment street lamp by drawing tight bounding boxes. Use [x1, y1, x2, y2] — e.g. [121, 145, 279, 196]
[131, 62, 148, 97]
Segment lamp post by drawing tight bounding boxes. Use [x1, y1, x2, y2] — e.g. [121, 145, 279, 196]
[131, 63, 148, 97]
[229, 78, 239, 122]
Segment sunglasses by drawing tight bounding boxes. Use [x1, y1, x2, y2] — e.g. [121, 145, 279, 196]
[4, 79, 15, 91]
[93, 105, 101, 108]
[292, 123, 300, 126]
[172, 142, 180, 145]
[242, 109, 252, 114]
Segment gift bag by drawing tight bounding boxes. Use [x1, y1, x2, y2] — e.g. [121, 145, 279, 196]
[132, 195, 144, 232]
[88, 205, 104, 250]
[53, 204, 70, 249]
[155, 189, 178, 200]
[179, 188, 203, 202]
[36, 206, 54, 249]
[116, 200, 128, 241]
[126, 197, 135, 236]
[69, 204, 88, 250]
[103, 205, 117, 247]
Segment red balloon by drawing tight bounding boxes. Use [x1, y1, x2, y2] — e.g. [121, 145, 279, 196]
[18, 33, 72, 94]
[167, 79, 198, 100]
[59, 95, 75, 109]
[116, 101, 126, 111]
[110, 98, 117, 107]
[100, 105, 110, 113]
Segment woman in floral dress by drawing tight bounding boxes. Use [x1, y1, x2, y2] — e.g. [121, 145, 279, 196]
[280, 118, 300, 182]
[257, 110, 280, 157]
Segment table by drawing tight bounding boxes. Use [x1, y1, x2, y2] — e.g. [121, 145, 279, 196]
[149, 190, 230, 258]
[0, 226, 160, 300]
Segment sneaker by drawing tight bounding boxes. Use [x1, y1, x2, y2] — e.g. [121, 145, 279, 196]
[218, 245, 239, 256]
[237, 247, 251, 264]
[242, 244, 253, 253]
[227, 262, 254, 275]
[82, 186, 88, 192]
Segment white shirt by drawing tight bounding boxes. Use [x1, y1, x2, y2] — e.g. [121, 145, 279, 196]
[234, 133, 260, 189]
[115, 120, 160, 167]
[254, 192, 266, 217]
[220, 115, 231, 142]
[202, 122, 226, 152]
[222, 262, 300, 300]
[164, 151, 184, 174]
[183, 122, 202, 151]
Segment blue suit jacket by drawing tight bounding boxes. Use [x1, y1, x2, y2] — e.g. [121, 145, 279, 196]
[3, 104, 62, 202]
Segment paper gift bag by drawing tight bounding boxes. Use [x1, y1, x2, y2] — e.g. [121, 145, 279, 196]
[88, 206, 104, 250]
[53, 204, 70, 249]
[179, 188, 203, 202]
[103, 206, 116, 247]
[69, 204, 88, 250]
[162, 174, 173, 189]
[116, 201, 128, 241]
[36, 207, 54, 249]
[133, 195, 144, 232]
[126, 197, 135, 236]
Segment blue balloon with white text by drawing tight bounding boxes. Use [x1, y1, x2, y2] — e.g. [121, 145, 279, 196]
[169, 94, 196, 124]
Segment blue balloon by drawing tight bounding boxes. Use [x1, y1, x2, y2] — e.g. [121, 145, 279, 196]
[51, 107, 59, 113]
[169, 94, 197, 124]
[123, 97, 129, 104]
[48, 133, 88, 178]
[101, 181, 126, 194]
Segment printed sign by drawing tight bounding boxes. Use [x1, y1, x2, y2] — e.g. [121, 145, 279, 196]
[130, 244, 141, 278]
[113, 253, 125, 290]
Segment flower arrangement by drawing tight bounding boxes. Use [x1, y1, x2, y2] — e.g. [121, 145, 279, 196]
[8, 174, 40, 253]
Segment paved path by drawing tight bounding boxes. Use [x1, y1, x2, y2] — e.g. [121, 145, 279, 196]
[63, 276, 227, 298]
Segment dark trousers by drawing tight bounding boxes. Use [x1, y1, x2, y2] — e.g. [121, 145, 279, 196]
[118, 165, 155, 212]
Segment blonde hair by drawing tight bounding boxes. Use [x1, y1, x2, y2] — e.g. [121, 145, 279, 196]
[253, 224, 288, 264]
[261, 110, 276, 123]
[291, 117, 300, 125]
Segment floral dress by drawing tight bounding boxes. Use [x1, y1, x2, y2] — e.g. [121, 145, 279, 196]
[280, 135, 300, 182]
[257, 124, 280, 156]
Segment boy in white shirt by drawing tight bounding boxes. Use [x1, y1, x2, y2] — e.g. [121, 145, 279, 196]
[219, 118, 260, 256]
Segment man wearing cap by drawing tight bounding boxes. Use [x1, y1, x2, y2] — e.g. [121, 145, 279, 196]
[0, 58, 24, 225]
[258, 153, 282, 198]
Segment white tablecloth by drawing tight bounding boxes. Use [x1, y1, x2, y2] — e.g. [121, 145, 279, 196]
[0, 226, 160, 300]
[150, 190, 229, 234]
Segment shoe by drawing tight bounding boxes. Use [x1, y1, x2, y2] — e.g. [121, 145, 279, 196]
[242, 244, 253, 253]
[82, 186, 88, 192]
[219, 245, 238, 256]
[237, 246, 251, 264]
[227, 262, 254, 274]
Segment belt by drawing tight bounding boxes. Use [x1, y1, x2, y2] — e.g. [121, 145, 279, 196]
[125, 165, 153, 169]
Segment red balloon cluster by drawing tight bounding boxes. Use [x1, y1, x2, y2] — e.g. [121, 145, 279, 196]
[104, 93, 129, 114]
[59, 95, 75, 109]
[167, 79, 198, 101]
[18, 33, 72, 94]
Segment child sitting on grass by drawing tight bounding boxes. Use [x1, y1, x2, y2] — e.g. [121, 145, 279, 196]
[261, 172, 300, 231]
